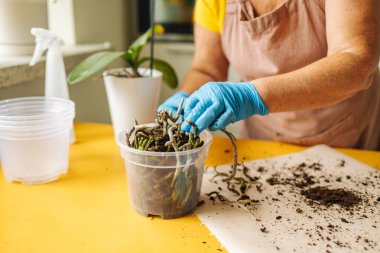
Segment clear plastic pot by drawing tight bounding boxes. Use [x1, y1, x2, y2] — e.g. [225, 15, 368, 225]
[117, 130, 213, 219]
[0, 97, 75, 184]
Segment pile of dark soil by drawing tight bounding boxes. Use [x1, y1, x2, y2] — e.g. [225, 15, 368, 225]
[301, 186, 362, 208]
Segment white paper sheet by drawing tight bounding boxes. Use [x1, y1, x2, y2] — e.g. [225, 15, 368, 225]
[195, 145, 380, 253]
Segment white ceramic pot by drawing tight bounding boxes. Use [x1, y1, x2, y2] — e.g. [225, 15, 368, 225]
[0, 0, 48, 56]
[103, 68, 162, 138]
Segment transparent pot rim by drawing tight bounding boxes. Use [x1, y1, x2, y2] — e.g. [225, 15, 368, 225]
[0, 111, 75, 127]
[117, 130, 213, 157]
[0, 104, 75, 118]
[0, 100, 75, 108]
[0, 123, 72, 140]
[0, 116, 74, 132]
[0, 97, 75, 121]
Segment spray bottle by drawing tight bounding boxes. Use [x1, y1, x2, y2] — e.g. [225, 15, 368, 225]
[29, 27, 75, 144]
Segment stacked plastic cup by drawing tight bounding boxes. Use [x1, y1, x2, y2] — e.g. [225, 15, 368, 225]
[0, 97, 75, 185]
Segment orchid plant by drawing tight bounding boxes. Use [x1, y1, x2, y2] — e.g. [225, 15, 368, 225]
[67, 25, 178, 89]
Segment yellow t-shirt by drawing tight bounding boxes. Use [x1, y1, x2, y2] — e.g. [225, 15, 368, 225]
[193, 0, 227, 34]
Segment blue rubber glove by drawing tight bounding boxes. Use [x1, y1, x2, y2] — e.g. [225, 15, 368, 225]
[157, 91, 189, 114]
[181, 82, 269, 133]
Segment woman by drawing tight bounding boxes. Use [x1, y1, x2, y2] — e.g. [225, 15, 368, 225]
[158, 0, 380, 149]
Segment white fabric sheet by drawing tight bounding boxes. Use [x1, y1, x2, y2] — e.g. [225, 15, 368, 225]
[195, 145, 380, 253]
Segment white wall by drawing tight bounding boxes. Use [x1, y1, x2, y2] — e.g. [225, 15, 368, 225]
[73, 0, 131, 51]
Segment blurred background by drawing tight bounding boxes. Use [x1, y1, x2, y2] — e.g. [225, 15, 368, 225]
[0, 0, 238, 123]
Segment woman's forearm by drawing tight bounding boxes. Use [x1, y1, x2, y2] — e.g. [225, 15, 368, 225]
[180, 66, 227, 94]
[180, 24, 229, 95]
[254, 51, 379, 113]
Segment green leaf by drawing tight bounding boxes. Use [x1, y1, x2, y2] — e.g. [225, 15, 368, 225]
[123, 49, 138, 68]
[126, 24, 164, 63]
[67, 51, 125, 84]
[139, 57, 178, 89]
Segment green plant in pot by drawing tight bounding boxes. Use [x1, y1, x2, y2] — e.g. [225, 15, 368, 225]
[67, 25, 178, 137]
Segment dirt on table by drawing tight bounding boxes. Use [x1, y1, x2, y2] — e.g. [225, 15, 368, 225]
[203, 155, 380, 252]
[301, 186, 362, 209]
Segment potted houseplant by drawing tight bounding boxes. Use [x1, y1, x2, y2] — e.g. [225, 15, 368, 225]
[67, 25, 178, 137]
[116, 103, 213, 219]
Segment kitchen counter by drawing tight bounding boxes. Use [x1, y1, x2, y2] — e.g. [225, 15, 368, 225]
[1, 122, 379, 253]
[0, 43, 110, 89]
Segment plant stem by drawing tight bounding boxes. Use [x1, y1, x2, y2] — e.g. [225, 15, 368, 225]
[131, 68, 141, 77]
[149, 0, 156, 77]
[220, 129, 238, 182]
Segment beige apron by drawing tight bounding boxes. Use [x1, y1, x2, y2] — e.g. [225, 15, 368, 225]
[222, 0, 380, 150]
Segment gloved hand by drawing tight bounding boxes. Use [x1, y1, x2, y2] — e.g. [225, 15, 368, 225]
[181, 82, 269, 133]
[157, 91, 189, 114]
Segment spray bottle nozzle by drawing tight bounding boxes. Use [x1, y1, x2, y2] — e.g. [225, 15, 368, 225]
[29, 28, 65, 66]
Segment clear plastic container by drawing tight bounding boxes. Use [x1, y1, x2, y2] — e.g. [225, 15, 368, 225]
[117, 130, 213, 219]
[0, 97, 75, 185]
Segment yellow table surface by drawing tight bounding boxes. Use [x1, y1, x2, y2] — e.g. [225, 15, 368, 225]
[1, 123, 379, 253]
